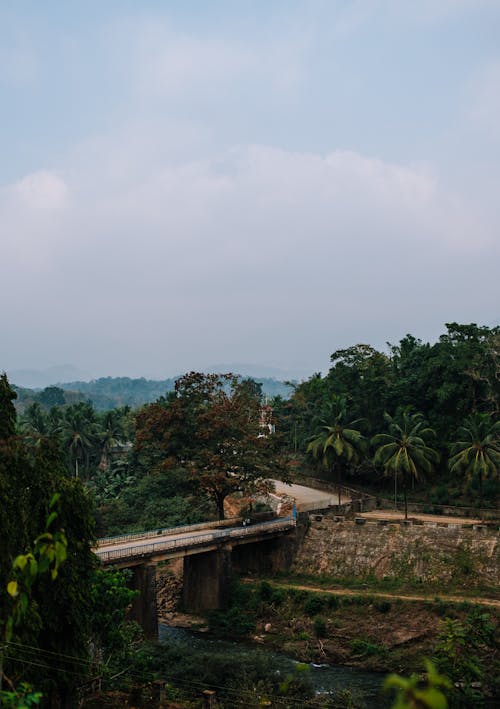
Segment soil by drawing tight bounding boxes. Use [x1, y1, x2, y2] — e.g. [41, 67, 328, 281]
[237, 579, 500, 673]
[359, 510, 485, 525]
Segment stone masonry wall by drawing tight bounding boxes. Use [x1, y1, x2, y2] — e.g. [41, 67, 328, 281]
[292, 518, 499, 586]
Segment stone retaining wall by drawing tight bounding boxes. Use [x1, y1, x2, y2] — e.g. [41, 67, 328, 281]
[292, 517, 499, 586]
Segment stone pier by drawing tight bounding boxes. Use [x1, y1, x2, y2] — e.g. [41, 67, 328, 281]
[182, 546, 233, 612]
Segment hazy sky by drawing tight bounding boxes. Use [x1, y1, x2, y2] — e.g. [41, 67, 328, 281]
[1, 0, 499, 380]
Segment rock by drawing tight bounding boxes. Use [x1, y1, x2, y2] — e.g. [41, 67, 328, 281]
[264, 623, 272, 632]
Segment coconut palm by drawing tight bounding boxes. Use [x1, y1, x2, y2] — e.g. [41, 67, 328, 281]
[307, 395, 366, 504]
[372, 410, 439, 519]
[61, 404, 98, 478]
[97, 410, 124, 471]
[449, 413, 500, 503]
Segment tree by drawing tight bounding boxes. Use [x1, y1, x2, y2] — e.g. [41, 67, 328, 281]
[0, 375, 97, 707]
[97, 409, 124, 471]
[448, 413, 500, 503]
[372, 410, 439, 519]
[0, 373, 17, 439]
[306, 395, 366, 504]
[135, 372, 289, 520]
[61, 403, 98, 477]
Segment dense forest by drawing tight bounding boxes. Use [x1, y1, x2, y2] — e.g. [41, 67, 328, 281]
[12, 375, 293, 412]
[1, 322, 499, 706]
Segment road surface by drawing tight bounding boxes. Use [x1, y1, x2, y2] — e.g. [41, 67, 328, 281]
[271, 481, 350, 512]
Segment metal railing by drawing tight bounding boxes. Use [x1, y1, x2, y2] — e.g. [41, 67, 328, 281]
[96, 516, 296, 564]
[97, 518, 240, 547]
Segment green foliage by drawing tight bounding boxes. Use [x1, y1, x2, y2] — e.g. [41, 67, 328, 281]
[448, 413, 500, 500]
[384, 659, 451, 709]
[131, 641, 315, 707]
[433, 609, 496, 704]
[303, 593, 325, 617]
[98, 467, 212, 535]
[350, 639, 387, 657]
[0, 376, 97, 705]
[375, 600, 392, 613]
[313, 616, 327, 638]
[134, 372, 290, 520]
[0, 682, 43, 708]
[287, 323, 500, 503]
[208, 606, 257, 636]
[88, 568, 142, 678]
[306, 394, 366, 497]
[372, 410, 439, 518]
[0, 373, 17, 439]
[1, 499, 68, 706]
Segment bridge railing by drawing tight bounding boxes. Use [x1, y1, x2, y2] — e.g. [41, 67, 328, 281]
[96, 516, 296, 564]
[97, 518, 240, 547]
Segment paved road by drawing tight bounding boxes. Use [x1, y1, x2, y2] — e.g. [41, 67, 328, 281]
[271, 481, 350, 512]
[97, 527, 224, 554]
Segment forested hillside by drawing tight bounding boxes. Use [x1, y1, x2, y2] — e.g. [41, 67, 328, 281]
[13, 375, 294, 411]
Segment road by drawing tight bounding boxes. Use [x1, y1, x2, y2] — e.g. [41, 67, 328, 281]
[271, 480, 350, 512]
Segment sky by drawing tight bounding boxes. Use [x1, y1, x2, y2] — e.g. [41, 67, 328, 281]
[1, 0, 499, 381]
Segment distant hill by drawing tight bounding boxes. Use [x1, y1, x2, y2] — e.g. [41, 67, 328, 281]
[6, 364, 91, 389]
[13, 375, 295, 412]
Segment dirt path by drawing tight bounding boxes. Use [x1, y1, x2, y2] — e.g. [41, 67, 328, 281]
[248, 579, 500, 609]
[360, 509, 485, 525]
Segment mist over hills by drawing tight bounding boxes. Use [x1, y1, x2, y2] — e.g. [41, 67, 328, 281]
[9, 369, 296, 411]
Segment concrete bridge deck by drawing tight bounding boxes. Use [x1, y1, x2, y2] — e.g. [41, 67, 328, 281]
[96, 516, 296, 567]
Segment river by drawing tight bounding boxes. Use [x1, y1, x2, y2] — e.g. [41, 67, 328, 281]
[159, 623, 389, 707]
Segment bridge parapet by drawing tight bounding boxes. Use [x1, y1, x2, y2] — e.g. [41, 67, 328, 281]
[98, 518, 241, 548]
[96, 517, 296, 566]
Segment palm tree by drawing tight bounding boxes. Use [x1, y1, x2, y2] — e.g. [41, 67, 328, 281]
[307, 395, 366, 504]
[97, 410, 124, 471]
[449, 413, 500, 504]
[372, 410, 439, 519]
[61, 404, 97, 478]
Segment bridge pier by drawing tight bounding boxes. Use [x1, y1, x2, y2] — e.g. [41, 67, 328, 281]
[183, 546, 233, 612]
[129, 563, 158, 640]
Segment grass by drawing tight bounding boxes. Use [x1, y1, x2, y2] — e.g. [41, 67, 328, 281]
[267, 571, 499, 600]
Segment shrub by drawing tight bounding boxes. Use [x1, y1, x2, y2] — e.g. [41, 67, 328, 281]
[350, 639, 387, 657]
[208, 606, 256, 636]
[375, 600, 391, 613]
[258, 580, 273, 601]
[327, 594, 339, 610]
[304, 594, 325, 617]
[313, 617, 327, 638]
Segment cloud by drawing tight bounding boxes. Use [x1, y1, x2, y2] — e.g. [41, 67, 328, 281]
[107, 15, 307, 102]
[466, 59, 500, 139]
[10, 171, 69, 211]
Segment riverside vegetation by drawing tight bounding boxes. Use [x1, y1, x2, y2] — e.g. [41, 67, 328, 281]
[1, 322, 499, 706]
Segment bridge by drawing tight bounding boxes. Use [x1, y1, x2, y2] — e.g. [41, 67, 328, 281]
[95, 516, 298, 639]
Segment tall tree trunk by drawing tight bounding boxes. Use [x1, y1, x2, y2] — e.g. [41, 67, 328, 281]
[403, 483, 408, 520]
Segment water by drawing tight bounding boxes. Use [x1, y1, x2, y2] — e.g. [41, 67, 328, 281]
[159, 623, 388, 707]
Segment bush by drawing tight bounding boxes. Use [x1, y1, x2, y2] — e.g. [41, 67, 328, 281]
[258, 580, 273, 601]
[313, 617, 327, 638]
[375, 600, 391, 613]
[208, 606, 256, 636]
[350, 639, 387, 657]
[430, 485, 450, 506]
[304, 594, 325, 617]
[327, 594, 339, 610]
